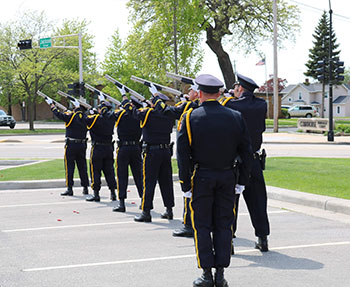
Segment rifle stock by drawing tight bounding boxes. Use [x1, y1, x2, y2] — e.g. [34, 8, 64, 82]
[130, 75, 182, 97]
[84, 83, 121, 107]
[57, 90, 92, 110]
[37, 91, 68, 111]
[165, 72, 195, 85]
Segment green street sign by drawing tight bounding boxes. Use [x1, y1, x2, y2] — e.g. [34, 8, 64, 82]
[39, 37, 52, 48]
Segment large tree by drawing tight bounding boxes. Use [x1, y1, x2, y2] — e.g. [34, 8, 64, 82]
[127, 0, 300, 88]
[304, 11, 341, 117]
[0, 11, 96, 130]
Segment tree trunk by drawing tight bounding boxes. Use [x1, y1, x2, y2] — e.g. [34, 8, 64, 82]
[321, 82, 325, 118]
[7, 92, 12, 116]
[28, 94, 34, 130]
[205, 26, 235, 88]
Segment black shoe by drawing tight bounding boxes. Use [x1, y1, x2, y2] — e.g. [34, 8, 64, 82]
[61, 187, 73, 196]
[86, 193, 100, 202]
[255, 236, 269, 252]
[173, 225, 194, 237]
[82, 186, 89, 195]
[231, 241, 235, 255]
[110, 190, 116, 201]
[193, 268, 214, 287]
[214, 267, 229, 287]
[161, 208, 173, 220]
[134, 211, 152, 222]
[113, 199, 125, 212]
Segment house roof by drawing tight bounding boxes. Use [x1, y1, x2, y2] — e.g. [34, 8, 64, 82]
[310, 101, 320, 105]
[280, 84, 296, 94]
[333, 95, 350, 104]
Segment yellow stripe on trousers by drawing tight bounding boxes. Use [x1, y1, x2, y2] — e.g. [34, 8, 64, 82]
[141, 153, 147, 210]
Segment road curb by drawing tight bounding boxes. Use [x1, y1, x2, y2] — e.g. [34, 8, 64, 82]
[267, 186, 350, 216]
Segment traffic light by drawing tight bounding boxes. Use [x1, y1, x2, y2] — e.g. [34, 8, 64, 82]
[334, 60, 345, 82]
[17, 39, 32, 50]
[68, 82, 85, 97]
[316, 60, 326, 82]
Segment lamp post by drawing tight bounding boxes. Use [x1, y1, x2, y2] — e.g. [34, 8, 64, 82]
[328, 0, 334, 142]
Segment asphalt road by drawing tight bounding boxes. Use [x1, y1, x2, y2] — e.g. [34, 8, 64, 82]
[1, 183, 350, 287]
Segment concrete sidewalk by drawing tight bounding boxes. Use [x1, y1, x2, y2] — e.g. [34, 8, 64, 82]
[1, 177, 349, 216]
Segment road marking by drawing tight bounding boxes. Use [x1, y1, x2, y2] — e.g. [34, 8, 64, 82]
[1, 211, 287, 233]
[22, 241, 350, 272]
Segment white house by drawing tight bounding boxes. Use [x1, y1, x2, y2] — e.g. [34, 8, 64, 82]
[280, 82, 350, 117]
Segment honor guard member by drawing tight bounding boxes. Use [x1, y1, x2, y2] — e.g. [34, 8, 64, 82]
[47, 98, 89, 196]
[222, 73, 270, 252]
[132, 84, 175, 223]
[153, 84, 200, 237]
[177, 74, 252, 287]
[85, 100, 117, 202]
[112, 87, 143, 212]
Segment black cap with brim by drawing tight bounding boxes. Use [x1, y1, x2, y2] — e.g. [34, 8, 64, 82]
[157, 93, 170, 101]
[237, 73, 259, 92]
[98, 100, 112, 110]
[195, 74, 224, 94]
[130, 95, 143, 109]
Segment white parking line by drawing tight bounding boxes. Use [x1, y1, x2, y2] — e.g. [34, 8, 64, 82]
[22, 241, 350, 272]
[1, 211, 288, 233]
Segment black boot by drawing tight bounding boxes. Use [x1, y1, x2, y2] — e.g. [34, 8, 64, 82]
[161, 207, 173, 220]
[110, 189, 116, 201]
[134, 210, 152, 222]
[172, 224, 194, 237]
[214, 267, 229, 287]
[231, 240, 235, 255]
[61, 187, 73, 196]
[86, 190, 100, 202]
[255, 236, 269, 252]
[193, 268, 214, 287]
[82, 186, 89, 195]
[112, 198, 126, 212]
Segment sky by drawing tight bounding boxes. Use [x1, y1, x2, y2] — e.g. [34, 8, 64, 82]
[1, 0, 350, 87]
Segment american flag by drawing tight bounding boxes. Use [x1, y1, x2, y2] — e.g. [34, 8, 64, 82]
[256, 58, 266, 66]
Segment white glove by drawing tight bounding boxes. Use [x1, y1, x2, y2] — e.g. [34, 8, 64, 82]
[149, 83, 158, 95]
[72, 99, 80, 108]
[117, 86, 126, 96]
[98, 92, 105, 102]
[142, 102, 148, 108]
[45, 98, 53, 105]
[183, 191, 192, 198]
[235, 184, 245, 195]
[190, 84, 199, 92]
[89, 108, 97, 115]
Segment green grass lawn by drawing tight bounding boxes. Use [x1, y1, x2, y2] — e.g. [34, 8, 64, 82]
[266, 119, 298, 127]
[0, 159, 179, 181]
[0, 129, 64, 134]
[264, 157, 350, 199]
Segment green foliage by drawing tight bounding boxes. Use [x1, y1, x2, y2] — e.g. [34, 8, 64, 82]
[334, 124, 350, 134]
[304, 11, 341, 84]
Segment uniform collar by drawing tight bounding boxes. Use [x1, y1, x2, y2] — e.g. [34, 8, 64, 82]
[201, 99, 219, 105]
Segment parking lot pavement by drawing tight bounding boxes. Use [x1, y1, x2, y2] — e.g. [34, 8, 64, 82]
[1, 182, 350, 287]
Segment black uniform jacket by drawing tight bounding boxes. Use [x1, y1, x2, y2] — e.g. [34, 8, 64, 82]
[223, 91, 267, 152]
[52, 107, 87, 139]
[132, 106, 174, 144]
[177, 100, 252, 191]
[86, 107, 115, 143]
[115, 100, 142, 141]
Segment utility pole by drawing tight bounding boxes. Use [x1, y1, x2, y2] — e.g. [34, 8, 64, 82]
[273, 0, 279, 132]
[327, 0, 334, 142]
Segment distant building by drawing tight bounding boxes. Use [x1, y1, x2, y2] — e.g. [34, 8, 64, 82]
[280, 82, 350, 117]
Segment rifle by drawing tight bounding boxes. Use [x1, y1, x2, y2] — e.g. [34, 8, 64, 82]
[37, 90, 68, 111]
[84, 83, 121, 107]
[104, 74, 151, 106]
[165, 71, 195, 85]
[57, 90, 92, 110]
[130, 75, 182, 97]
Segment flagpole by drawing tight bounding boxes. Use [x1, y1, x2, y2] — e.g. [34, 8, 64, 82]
[264, 57, 269, 118]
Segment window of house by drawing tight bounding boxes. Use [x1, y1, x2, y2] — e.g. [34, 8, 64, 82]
[288, 98, 292, 102]
[298, 92, 302, 100]
[337, 106, 340, 114]
[325, 92, 328, 98]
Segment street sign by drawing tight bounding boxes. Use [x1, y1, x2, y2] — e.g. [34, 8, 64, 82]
[39, 37, 52, 48]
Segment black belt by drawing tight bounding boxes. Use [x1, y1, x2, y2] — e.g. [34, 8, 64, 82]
[66, 137, 87, 144]
[92, 141, 114, 146]
[194, 163, 237, 171]
[147, 143, 171, 150]
[118, 140, 139, 146]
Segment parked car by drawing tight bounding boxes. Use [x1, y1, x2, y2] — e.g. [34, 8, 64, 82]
[0, 109, 16, 128]
[286, 105, 319, 118]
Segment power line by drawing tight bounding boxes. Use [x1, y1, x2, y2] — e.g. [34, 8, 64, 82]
[289, 0, 350, 22]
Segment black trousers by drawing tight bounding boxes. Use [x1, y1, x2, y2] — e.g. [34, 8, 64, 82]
[64, 142, 89, 188]
[183, 196, 192, 227]
[141, 148, 174, 211]
[90, 144, 117, 192]
[233, 158, 270, 237]
[115, 145, 143, 199]
[190, 169, 236, 269]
